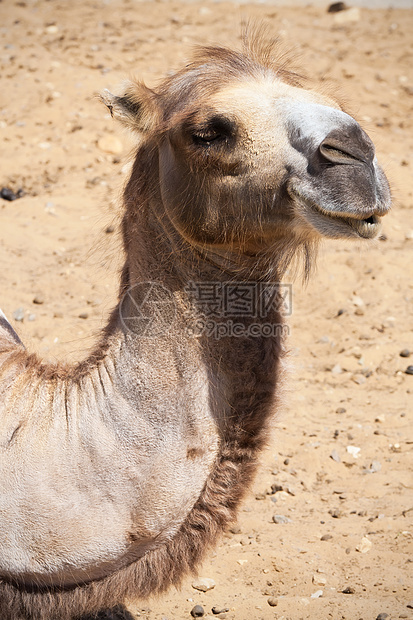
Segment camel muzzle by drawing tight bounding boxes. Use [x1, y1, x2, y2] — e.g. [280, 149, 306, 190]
[283, 102, 391, 238]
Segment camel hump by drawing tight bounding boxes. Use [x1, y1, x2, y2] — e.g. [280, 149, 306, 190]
[0, 309, 24, 349]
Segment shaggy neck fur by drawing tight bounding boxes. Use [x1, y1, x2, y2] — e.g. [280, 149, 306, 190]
[0, 139, 289, 620]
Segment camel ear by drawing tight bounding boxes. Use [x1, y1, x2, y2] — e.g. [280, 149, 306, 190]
[99, 82, 158, 134]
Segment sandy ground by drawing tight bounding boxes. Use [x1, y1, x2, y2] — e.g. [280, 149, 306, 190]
[1, 1, 413, 619]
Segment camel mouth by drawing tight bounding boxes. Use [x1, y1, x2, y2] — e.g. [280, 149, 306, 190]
[312, 205, 381, 240]
[289, 188, 382, 240]
[344, 213, 381, 238]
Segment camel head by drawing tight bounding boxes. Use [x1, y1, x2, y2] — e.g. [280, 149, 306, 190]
[101, 43, 391, 258]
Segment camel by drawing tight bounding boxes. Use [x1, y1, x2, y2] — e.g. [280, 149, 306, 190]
[0, 36, 390, 620]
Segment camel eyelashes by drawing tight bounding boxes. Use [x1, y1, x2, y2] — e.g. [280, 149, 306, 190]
[191, 115, 235, 146]
[192, 131, 223, 145]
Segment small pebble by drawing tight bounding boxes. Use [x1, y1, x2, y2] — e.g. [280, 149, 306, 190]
[329, 509, 343, 519]
[327, 1, 347, 12]
[33, 294, 45, 305]
[13, 308, 25, 322]
[105, 224, 115, 233]
[311, 590, 323, 599]
[407, 601, 413, 609]
[267, 597, 278, 607]
[78, 312, 89, 319]
[1, 187, 18, 201]
[356, 536, 372, 553]
[270, 483, 295, 496]
[312, 574, 327, 586]
[211, 606, 229, 615]
[400, 349, 410, 358]
[352, 373, 366, 385]
[369, 460, 382, 473]
[270, 483, 283, 493]
[376, 614, 389, 620]
[192, 578, 215, 592]
[190, 605, 205, 618]
[351, 295, 364, 307]
[405, 366, 413, 375]
[320, 534, 333, 541]
[336, 407, 346, 414]
[342, 586, 355, 594]
[347, 445, 361, 458]
[272, 515, 291, 524]
[330, 449, 341, 463]
[228, 525, 241, 534]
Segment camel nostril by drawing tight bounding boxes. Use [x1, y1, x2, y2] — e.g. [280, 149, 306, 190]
[319, 141, 367, 165]
[318, 126, 375, 166]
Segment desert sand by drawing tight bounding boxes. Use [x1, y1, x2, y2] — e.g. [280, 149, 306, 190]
[0, 1, 412, 618]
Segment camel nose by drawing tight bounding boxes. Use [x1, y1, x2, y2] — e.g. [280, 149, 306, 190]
[318, 127, 375, 166]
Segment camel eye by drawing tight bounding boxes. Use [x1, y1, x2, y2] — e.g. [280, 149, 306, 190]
[192, 132, 223, 146]
[191, 116, 235, 147]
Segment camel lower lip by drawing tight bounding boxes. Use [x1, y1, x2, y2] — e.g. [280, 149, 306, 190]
[291, 189, 381, 239]
[312, 207, 381, 239]
[345, 214, 381, 238]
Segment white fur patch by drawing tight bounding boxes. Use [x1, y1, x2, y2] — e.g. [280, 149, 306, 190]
[277, 99, 355, 145]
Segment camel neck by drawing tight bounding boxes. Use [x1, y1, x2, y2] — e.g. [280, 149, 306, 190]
[82, 171, 288, 410]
